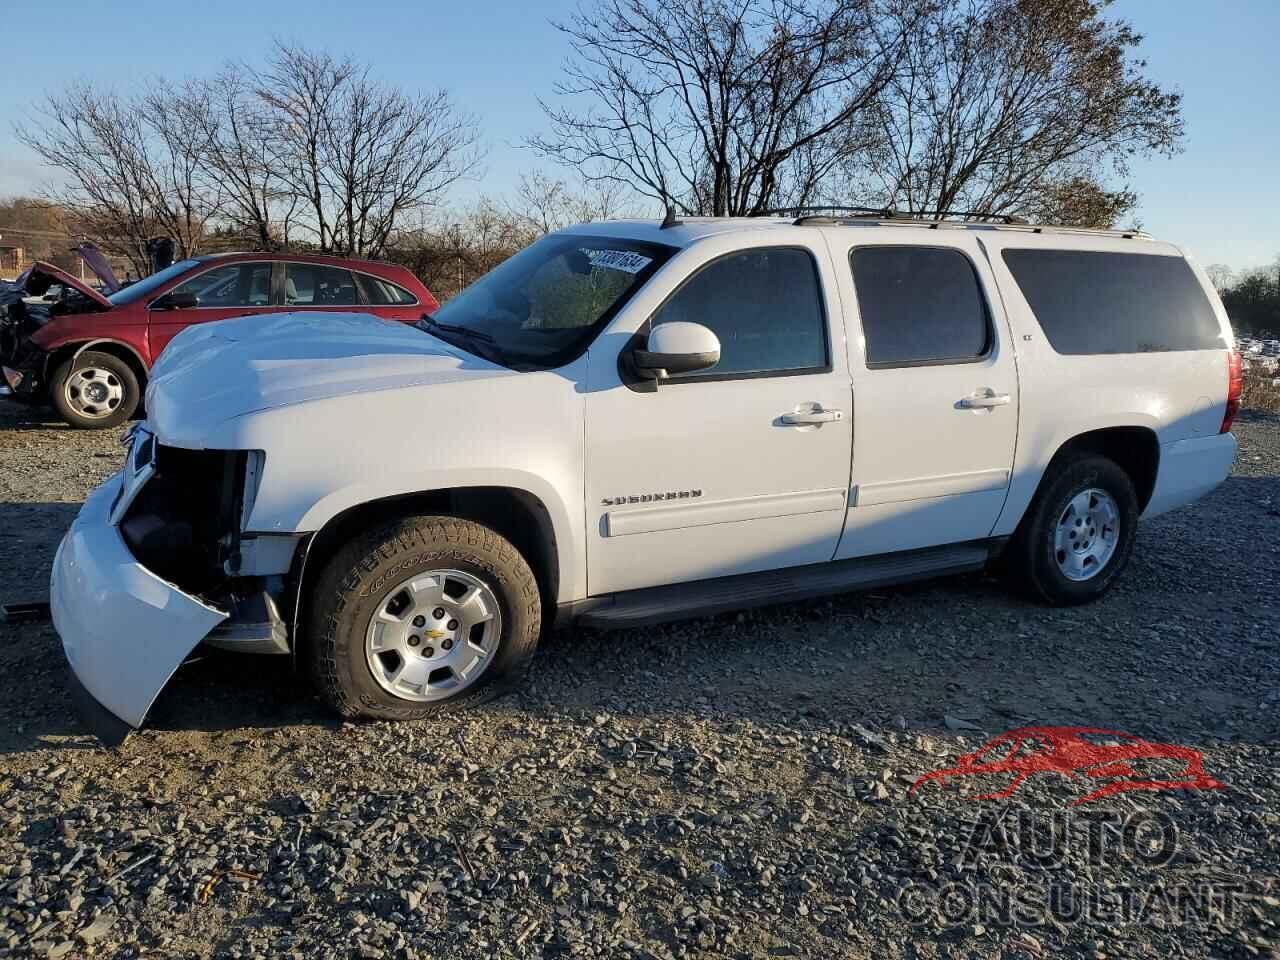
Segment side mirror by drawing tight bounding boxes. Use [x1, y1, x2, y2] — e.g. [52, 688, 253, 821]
[157, 291, 198, 310]
[632, 321, 720, 380]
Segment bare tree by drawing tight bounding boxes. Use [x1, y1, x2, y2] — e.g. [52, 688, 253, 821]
[15, 44, 482, 268]
[259, 43, 484, 258]
[530, 0, 913, 216]
[385, 197, 533, 300]
[16, 84, 221, 273]
[1205, 264, 1235, 294]
[509, 172, 638, 234]
[181, 68, 293, 251]
[859, 0, 1183, 225]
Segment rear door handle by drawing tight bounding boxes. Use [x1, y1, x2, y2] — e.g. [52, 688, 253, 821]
[957, 390, 1011, 409]
[779, 405, 844, 425]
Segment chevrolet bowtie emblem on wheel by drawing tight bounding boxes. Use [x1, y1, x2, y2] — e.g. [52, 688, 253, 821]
[602, 489, 702, 506]
[425, 629, 448, 639]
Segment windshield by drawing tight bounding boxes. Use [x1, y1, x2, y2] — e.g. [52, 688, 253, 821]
[107, 259, 202, 306]
[424, 234, 675, 369]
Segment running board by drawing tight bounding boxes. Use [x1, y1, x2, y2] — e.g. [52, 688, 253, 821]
[573, 541, 995, 629]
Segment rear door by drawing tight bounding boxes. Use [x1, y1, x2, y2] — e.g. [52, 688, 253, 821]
[829, 232, 1019, 558]
[148, 261, 274, 356]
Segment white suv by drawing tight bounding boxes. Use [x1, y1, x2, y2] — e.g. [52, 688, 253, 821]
[51, 212, 1242, 742]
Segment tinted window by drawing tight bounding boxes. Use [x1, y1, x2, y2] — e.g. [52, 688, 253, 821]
[651, 247, 827, 378]
[850, 247, 990, 366]
[168, 262, 272, 308]
[285, 264, 359, 306]
[1001, 250, 1222, 354]
[358, 274, 418, 305]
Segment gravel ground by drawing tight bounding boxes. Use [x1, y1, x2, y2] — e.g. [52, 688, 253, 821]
[0, 401, 1277, 960]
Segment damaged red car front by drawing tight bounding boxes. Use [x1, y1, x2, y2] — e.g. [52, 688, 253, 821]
[1, 259, 117, 404]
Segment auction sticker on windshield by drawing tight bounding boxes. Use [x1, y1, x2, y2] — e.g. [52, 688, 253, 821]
[588, 249, 653, 274]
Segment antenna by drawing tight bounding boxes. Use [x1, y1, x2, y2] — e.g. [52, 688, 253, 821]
[660, 205, 682, 230]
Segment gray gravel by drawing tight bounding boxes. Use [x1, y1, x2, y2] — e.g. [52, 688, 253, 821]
[0, 401, 1277, 960]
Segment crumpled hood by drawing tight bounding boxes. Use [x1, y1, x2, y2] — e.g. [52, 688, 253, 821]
[147, 311, 511, 442]
[12, 261, 112, 308]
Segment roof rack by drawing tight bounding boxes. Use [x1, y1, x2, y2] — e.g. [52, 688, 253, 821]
[751, 205, 1147, 239]
[756, 206, 1027, 225]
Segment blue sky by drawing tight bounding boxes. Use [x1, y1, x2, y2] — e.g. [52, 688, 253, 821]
[0, 0, 1275, 271]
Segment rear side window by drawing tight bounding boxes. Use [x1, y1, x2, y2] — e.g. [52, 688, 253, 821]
[651, 247, 828, 379]
[285, 264, 360, 307]
[849, 247, 991, 367]
[357, 274, 418, 305]
[1001, 250, 1222, 354]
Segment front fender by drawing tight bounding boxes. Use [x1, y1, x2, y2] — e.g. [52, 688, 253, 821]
[223, 375, 589, 603]
[285, 467, 583, 603]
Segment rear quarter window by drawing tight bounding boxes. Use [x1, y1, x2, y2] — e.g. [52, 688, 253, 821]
[1001, 249, 1222, 354]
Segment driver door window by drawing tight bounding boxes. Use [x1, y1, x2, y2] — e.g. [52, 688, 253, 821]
[167, 263, 272, 308]
[650, 247, 829, 379]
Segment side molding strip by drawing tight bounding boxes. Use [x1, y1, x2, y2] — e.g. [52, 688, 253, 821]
[604, 488, 848, 537]
[855, 469, 1010, 507]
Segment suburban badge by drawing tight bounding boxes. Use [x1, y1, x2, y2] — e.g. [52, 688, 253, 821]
[602, 489, 702, 506]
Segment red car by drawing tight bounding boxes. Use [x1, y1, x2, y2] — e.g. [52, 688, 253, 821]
[0, 252, 438, 428]
[910, 726, 1223, 806]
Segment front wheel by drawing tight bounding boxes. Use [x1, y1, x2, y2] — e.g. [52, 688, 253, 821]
[50, 350, 140, 429]
[1006, 455, 1139, 605]
[307, 516, 542, 720]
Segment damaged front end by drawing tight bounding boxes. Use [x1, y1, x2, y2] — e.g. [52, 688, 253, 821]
[52, 426, 306, 745]
[1, 278, 50, 397]
[2, 260, 112, 398]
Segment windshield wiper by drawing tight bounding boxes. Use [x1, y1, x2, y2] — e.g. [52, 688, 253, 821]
[419, 317, 504, 364]
[420, 317, 496, 344]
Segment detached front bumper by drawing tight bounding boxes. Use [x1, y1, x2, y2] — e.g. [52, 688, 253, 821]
[52, 472, 228, 745]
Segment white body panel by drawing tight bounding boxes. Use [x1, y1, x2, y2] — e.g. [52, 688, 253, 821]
[1144, 433, 1238, 519]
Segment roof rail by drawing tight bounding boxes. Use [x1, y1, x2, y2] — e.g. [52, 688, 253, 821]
[758, 205, 897, 221]
[755, 206, 1027, 226]
[752, 205, 1147, 239]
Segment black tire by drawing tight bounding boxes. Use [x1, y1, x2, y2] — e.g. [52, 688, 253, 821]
[307, 515, 542, 720]
[50, 350, 140, 429]
[1005, 455, 1139, 605]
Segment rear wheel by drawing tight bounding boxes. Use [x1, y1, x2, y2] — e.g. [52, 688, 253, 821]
[50, 350, 140, 429]
[1006, 455, 1138, 605]
[307, 515, 541, 720]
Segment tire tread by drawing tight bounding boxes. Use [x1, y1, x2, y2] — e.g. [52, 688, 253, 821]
[307, 515, 541, 720]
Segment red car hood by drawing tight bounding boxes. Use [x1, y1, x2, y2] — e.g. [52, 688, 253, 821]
[17, 261, 113, 309]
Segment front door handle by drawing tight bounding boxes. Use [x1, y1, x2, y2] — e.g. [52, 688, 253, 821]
[779, 405, 844, 425]
[957, 390, 1011, 410]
